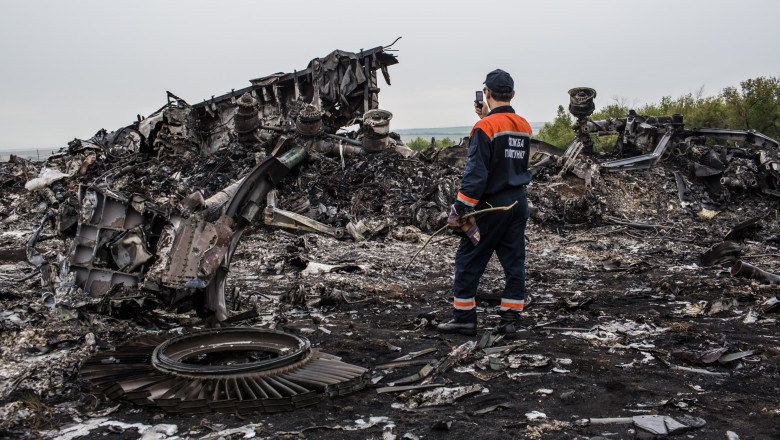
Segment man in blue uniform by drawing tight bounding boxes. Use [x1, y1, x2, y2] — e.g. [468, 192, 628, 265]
[437, 69, 532, 336]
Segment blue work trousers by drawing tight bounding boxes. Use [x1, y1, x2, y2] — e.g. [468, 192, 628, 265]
[452, 190, 530, 323]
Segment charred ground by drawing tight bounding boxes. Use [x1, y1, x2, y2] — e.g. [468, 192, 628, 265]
[1, 138, 779, 439]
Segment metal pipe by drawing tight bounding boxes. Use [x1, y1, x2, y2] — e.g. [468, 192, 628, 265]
[323, 133, 363, 147]
[730, 261, 780, 284]
[204, 177, 246, 213]
[277, 145, 307, 169]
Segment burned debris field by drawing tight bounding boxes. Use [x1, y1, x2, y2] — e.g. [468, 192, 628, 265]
[1, 47, 779, 440]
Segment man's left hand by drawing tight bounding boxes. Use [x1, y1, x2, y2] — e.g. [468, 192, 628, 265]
[448, 205, 481, 245]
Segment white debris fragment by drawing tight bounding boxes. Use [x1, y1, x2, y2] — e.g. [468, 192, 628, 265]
[405, 385, 484, 409]
[301, 261, 369, 276]
[618, 351, 656, 368]
[301, 262, 336, 276]
[383, 422, 397, 440]
[708, 298, 737, 315]
[24, 167, 69, 191]
[743, 309, 759, 324]
[350, 417, 393, 431]
[683, 301, 707, 316]
[535, 388, 554, 395]
[198, 424, 262, 439]
[562, 320, 667, 347]
[506, 354, 550, 369]
[140, 424, 180, 440]
[506, 371, 546, 381]
[525, 411, 547, 421]
[54, 418, 180, 440]
[0, 230, 30, 239]
[632, 414, 705, 435]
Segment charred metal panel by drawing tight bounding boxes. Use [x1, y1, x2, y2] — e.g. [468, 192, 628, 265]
[160, 215, 234, 289]
[263, 190, 346, 239]
[69, 187, 166, 297]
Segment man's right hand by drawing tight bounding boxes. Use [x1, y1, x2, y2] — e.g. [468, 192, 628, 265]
[474, 100, 489, 119]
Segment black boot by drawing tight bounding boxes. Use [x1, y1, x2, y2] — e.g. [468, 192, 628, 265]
[437, 319, 477, 336]
[495, 311, 520, 335]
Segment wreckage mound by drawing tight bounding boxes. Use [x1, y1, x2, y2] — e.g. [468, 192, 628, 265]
[276, 146, 463, 233]
[528, 144, 780, 229]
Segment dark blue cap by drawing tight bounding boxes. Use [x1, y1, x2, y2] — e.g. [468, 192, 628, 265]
[484, 69, 514, 91]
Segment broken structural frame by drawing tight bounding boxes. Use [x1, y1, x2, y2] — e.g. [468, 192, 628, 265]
[188, 45, 400, 155]
[67, 44, 402, 321]
[560, 87, 780, 183]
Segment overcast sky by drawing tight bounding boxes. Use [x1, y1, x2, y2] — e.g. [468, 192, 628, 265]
[1, 0, 778, 149]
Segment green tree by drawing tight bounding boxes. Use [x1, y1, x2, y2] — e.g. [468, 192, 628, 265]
[407, 137, 432, 151]
[406, 136, 458, 151]
[590, 101, 630, 121]
[438, 137, 456, 148]
[722, 76, 780, 139]
[639, 91, 726, 129]
[534, 105, 574, 148]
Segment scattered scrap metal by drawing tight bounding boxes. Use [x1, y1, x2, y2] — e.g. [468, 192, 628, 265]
[2, 45, 780, 437]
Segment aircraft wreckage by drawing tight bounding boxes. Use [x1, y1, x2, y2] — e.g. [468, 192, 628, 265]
[67, 45, 404, 323]
[557, 87, 779, 198]
[51, 44, 403, 412]
[7, 43, 780, 416]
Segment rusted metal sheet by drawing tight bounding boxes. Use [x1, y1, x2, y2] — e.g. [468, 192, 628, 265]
[160, 215, 234, 289]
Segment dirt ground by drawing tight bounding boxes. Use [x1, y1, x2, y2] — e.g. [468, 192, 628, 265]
[1, 145, 779, 439]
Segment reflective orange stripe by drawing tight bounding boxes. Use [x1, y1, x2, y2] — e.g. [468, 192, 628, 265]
[457, 192, 479, 205]
[500, 302, 524, 309]
[453, 299, 476, 307]
[470, 112, 533, 138]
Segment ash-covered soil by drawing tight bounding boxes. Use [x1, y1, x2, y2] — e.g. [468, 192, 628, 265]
[1, 143, 779, 439]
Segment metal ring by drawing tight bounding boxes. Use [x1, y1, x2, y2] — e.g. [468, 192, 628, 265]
[151, 327, 311, 377]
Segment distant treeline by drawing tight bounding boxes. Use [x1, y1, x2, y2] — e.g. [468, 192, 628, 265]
[395, 126, 473, 137]
[405, 137, 458, 150]
[535, 76, 780, 150]
[399, 122, 545, 151]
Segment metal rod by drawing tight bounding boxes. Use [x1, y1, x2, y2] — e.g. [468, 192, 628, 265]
[402, 201, 518, 273]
